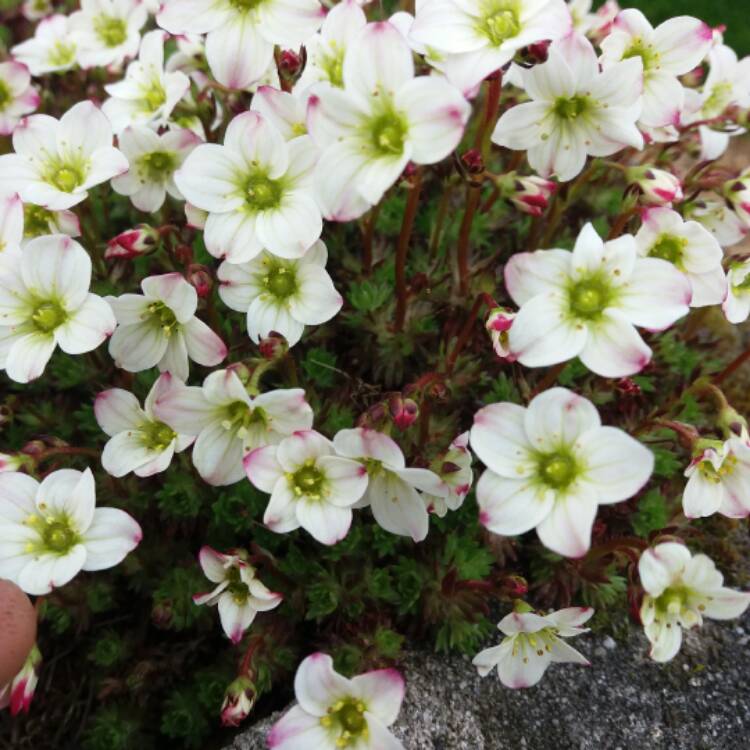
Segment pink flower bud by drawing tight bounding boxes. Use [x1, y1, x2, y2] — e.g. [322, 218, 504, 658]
[187, 264, 213, 298]
[628, 167, 683, 206]
[388, 395, 419, 430]
[461, 148, 484, 174]
[723, 172, 750, 225]
[0, 453, 24, 473]
[220, 677, 256, 727]
[507, 175, 556, 216]
[485, 307, 517, 359]
[8, 645, 41, 716]
[105, 225, 160, 260]
[279, 50, 302, 77]
[258, 333, 289, 360]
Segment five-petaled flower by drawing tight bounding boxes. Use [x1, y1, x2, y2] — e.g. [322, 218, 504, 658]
[639, 542, 750, 662]
[471, 387, 654, 557]
[193, 546, 282, 644]
[268, 652, 405, 750]
[0, 468, 141, 595]
[473, 604, 593, 688]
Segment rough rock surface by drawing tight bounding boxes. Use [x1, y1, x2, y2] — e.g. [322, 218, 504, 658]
[226, 613, 750, 750]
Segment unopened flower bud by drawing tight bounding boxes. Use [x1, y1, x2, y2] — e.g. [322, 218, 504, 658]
[526, 40, 550, 63]
[220, 676, 256, 727]
[461, 148, 484, 174]
[105, 225, 160, 260]
[485, 307, 516, 359]
[717, 403, 748, 438]
[388, 395, 419, 430]
[616, 377, 641, 396]
[8, 645, 41, 716]
[627, 166, 683, 206]
[279, 49, 302, 78]
[187, 264, 213, 298]
[502, 575, 528, 598]
[258, 333, 288, 361]
[151, 601, 173, 629]
[21, 440, 46, 458]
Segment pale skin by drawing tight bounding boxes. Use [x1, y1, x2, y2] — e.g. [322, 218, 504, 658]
[0, 579, 37, 686]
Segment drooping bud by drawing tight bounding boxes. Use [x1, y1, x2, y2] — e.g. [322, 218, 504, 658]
[220, 676, 256, 727]
[485, 307, 516, 359]
[626, 166, 684, 206]
[717, 402, 749, 438]
[0, 453, 25, 473]
[105, 225, 160, 260]
[8, 645, 41, 716]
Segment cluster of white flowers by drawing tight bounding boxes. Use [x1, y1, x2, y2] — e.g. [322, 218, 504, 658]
[3, 0, 750, 731]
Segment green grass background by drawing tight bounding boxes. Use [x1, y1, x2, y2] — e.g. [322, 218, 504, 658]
[598, 0, 750, 54]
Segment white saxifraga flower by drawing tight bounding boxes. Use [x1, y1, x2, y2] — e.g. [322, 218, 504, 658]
[332, 427, 449, 542]
[157, 0, 324, 90]
[22, 202, 81, 243]
[0, 101, 129, 211]
[107, 272, 227, 381]
[268, 652, 405, 750]
[94, 374, 195, 478]
[682, 436, 750, 519]
[218, 241, 342, 347]
[492, 34, 643, 182]
[69, 0, 147, 69]
[152, 368, 314, 486]
[102, 30, 191, 134]
[0, 235, 115, 383]
[0, 468, 141, 595]
[176, 111, 322, 263]
[505, 223, 691, 377]
[684, 44, 750, 160]
[409, 0, 572, 94]
[687, 197, 748, 249]
[473, 606, 592, 688]
[599, 9, 712, 128]
[112, 127, 202, 213]
[11, 15, 79, 76]
[723, 259, 750, 323]
[250, 86, 309, 141]
[193, 546, 282, 644]
[470, 387, 653, 558]
[423, 432, 473, 517]
[639, 542, 750, 662]
[0, 62, 39, 136]
[245, 429, 368, 545]
[294, 0, 366, 93]
[308, 21, 470, 221]
[634, 207, 727, 308]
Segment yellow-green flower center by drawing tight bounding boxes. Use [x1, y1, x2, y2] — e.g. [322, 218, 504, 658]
[226, 565, 251, 604]
[25, 512, 81, 556]
[537, 452, 578, 490]
[567, 275, 614, 320]
[94, 15, 128, 47]
[648, 234, 687, 267]
[369, 108, 408, 157]
[141, 419, 176, 451]
[245, 173, 284, 212]
[289, 459, 325, 500]
[320, 45, 344, 88]
[477, 0, 520, 46]
[48, 41, 77, 68]
[32, 300, 67, 332]
[554, 95, 591, 120]
[320, 698, 369, 747]
[229, 0, 267, 11]
[703, 82, 733, 118]
[0, 80, 11, 109]
[52, 166, 85, 193]
[221, 401, 267, 437]
[147, 301, 179, 337]
[24, 205, 55, 238]
[264, 265, 297, 300]
[140, 79, 167, 113]
[622, 37, 660, 70]
[140, 150, 176, 181]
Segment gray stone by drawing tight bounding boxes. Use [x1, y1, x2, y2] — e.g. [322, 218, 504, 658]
[226, 613, 750, 750]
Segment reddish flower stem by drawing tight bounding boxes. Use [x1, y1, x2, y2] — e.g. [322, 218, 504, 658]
[713, 347, 750, 385]
[445, 294, 486, 375]
[394, 169, 423, 332]
[456, 186, 480, 296]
